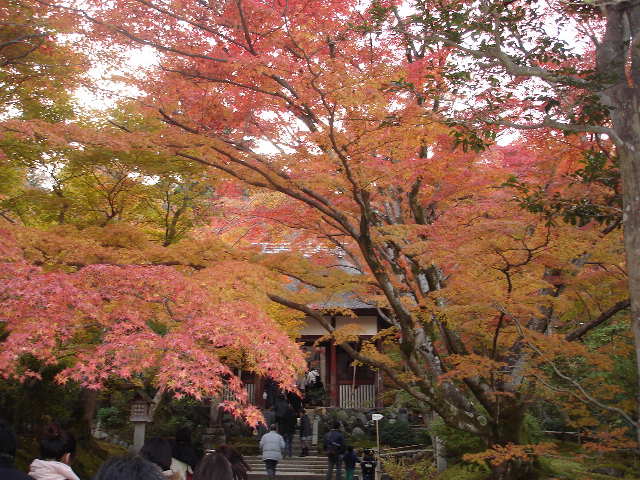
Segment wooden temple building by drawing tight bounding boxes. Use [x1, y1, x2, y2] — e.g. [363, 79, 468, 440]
[227, 243, 386, 410]
[230, 298, 386, 410]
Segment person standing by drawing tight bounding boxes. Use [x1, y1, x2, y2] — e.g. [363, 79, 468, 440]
[360, 450, 376, 480]
[274, 395, 289, 433]
[171, 427, 199, 480]
[286, 391, 302, 416]
[299, 409, 312, 457]
[29, 423, 80, 480]
[94, 456, 166, 480]
[140, 437, 179, 479]
[259, 424, 285, 480]
[217, 444, 251, 480]
[323, 422, 345, 480]
[342, 446, 360, 480]
[280, 403, 296, 459]
[192, 451, 234, 480]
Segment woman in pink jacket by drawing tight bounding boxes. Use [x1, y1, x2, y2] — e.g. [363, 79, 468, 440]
[29, 424, 80, 480]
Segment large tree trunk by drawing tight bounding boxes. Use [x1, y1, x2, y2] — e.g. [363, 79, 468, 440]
[70, 388, 98, 441]
[617, 140, 640, 447]
[489, 459, 536, 480]
[598, 1, 640, 446]
[484, 399, 538, 480]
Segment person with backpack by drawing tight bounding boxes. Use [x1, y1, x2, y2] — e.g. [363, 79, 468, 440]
[360, 449, 376, 480]
[323, 422, 345, 480]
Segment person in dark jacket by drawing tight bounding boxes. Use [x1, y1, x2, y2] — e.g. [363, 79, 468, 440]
[0, 419, 32, 480]
[94, 456, 166, 480]
[279, 404, 297, 458]
[274, 395, 289, 432]
[216, 444, 251, 480]
[323, 422, 345, 480]
[192, 451, 233, 480]
[171, 427, 199, 472]
[342, 446, 360, 480]
[286, 391, 302, 416]
[264, 378, 279, 410]
[299, 409, 312, 457]
[360, 450, 376, 480]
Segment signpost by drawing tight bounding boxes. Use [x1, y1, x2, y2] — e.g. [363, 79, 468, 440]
[371, 413, 384, 480]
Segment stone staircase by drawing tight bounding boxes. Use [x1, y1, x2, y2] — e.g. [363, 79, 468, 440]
[245, 455, 327, 480]
[247, 431, 327, 480]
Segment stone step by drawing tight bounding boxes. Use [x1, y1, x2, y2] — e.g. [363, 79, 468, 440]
[248, 467, 326, 473]
[246, 462, 327, 469]
[247, 462, 326, 467]
[244, 455, 327, 462]
[245, 457, 327, 463]
[247, 472, 325, 480]
[248, 462, 324, 464]
[248, 471, 361, 480]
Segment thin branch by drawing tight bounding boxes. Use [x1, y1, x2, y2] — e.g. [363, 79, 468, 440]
[565, 299, 631, 341]
[513, 318, 637, 428]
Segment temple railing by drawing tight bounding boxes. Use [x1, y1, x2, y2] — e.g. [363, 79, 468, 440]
[339, 384, 376, 409]
[222, 383, 256, 404]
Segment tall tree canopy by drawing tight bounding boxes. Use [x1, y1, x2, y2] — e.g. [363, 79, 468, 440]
[0, 2, 306, 426]
[0, 1, 635, 478]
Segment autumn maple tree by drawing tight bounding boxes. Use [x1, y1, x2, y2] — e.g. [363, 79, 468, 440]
[382, 0, 640, 447]
[0, 2, 306, 430]
[0, 129, 307, 429]
[0, 0, 636, 478]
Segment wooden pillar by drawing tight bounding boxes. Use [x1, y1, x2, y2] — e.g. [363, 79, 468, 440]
[256, 376, 265, 408]
[330, 341, 338, 406]
[375, 369, 384, 408]
[319, 346, 327, 386]
[375, 338, 384, 408]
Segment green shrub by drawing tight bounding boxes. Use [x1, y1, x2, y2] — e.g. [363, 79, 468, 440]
[436, 463, 489, 480]
[97, 406, 127, 430]
[413, 427, 433, 446]
[383, 457, 436, 480]
[227, 437, 260, 456]
[428, 419, 485, 459]
[348, 436, 377, 450]
[380, 420, 415, 447]
[520, 413, 544, 444]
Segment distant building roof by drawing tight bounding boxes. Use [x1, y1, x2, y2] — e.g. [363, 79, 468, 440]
[310, 292, 374, 310]
[259, 242, 374, 311]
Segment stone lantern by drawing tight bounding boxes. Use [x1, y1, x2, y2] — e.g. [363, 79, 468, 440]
[130, 392, 152, 453]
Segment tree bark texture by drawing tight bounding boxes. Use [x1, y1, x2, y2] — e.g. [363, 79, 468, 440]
[597, 1, 640, 446]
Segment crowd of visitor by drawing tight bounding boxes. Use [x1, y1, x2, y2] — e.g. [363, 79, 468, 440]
[0, 418, 249, 480]
[257, 393, 376, 480]
[2, 393, 377, 480]
[318, 421, 375, 480]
